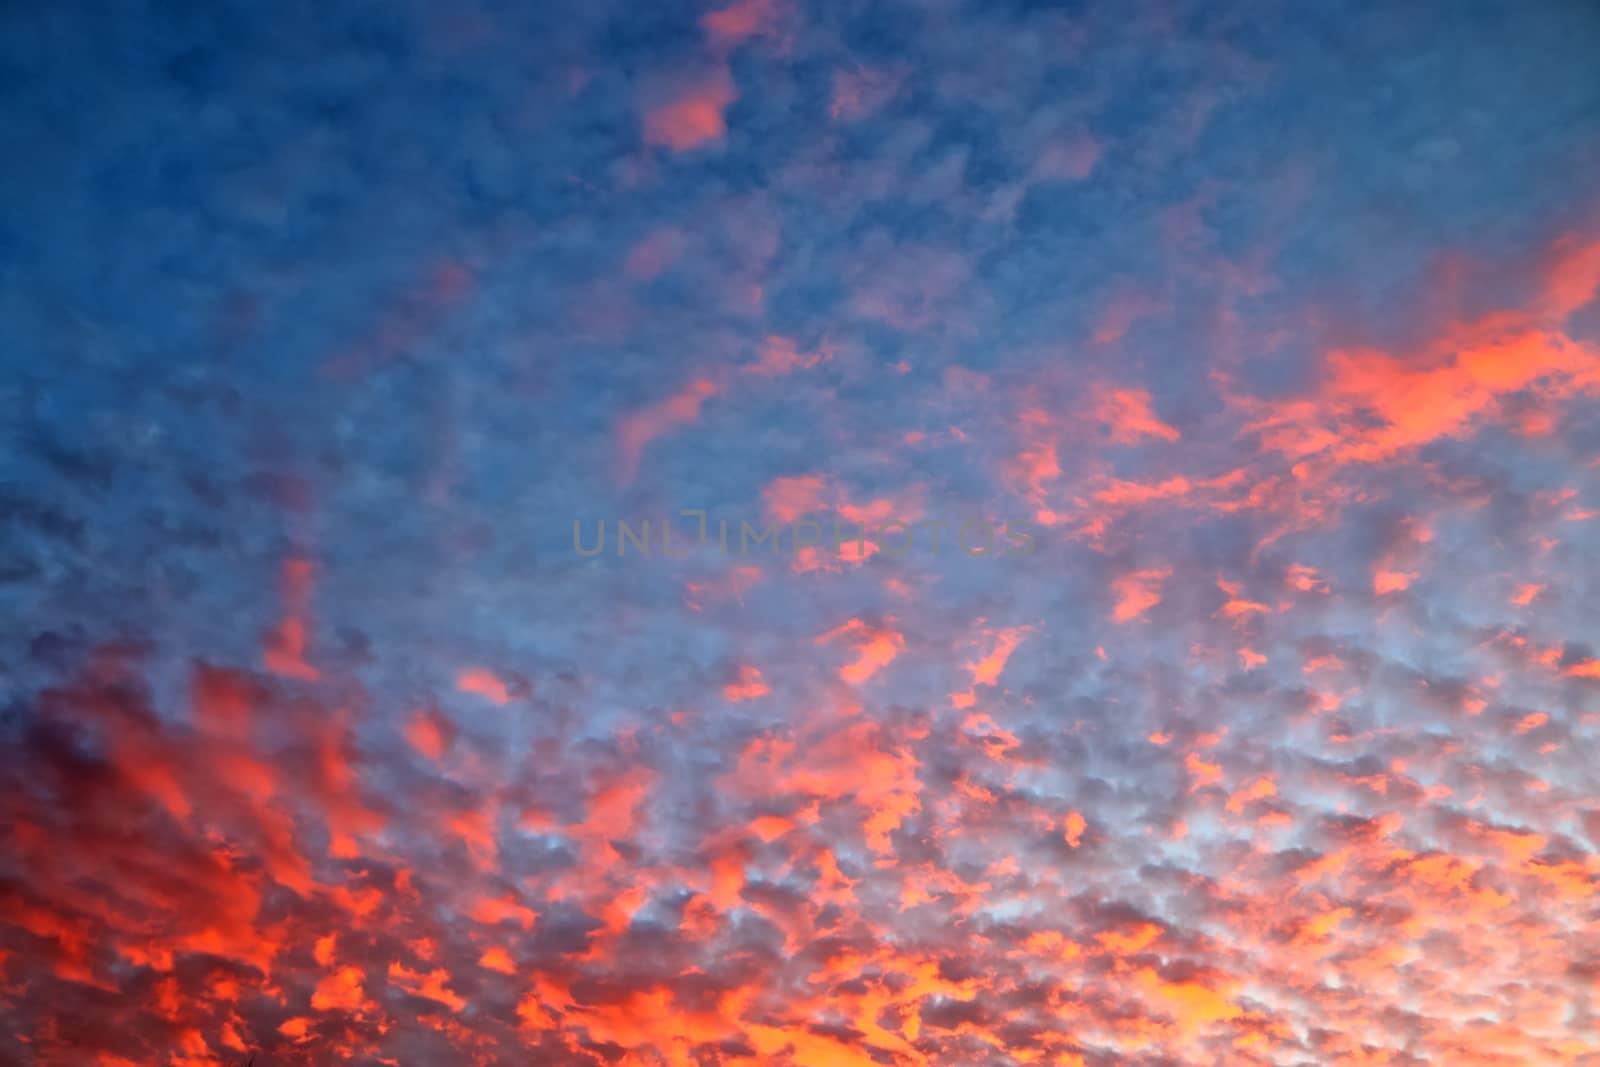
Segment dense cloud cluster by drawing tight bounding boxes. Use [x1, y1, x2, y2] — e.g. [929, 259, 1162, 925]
[3, 0, 1600, 1064]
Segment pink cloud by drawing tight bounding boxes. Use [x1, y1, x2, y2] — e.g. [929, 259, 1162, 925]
[1091, 386, 1181, 444]
[1033, 134, 1102, 182]
[615, 378, 722, 485]
[701, 0, 778, 48]
[1111, 567, 1171, 623]
[643, 68, 737, 152]
[624, 228, 686, 280]
[1091, 285, 1169, 345]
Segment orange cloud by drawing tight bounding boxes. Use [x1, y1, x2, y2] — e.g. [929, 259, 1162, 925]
[1373, 569, 1416, 595]
[1226, 775, 1277, 814]
[1137, 967, 1243, 1029]
[1514, 712, 1549, 734]
[1286, 564, 1329, 593]
[1564, 658, 1600, 679]
[310, 965, 368, 1013]
[1186, 751, 1223, 792]
[478, 946, 516, 975]
[817, 618, 905, 684]
[1216, 577, 1269, 620]
[1241, 295, 1600, 468]
[967, 626, 1029, 688]
[468, 893, 539, 930]
[388, 963, 466, 1013]
[723, 723, 920, 860]
[952, 624, 1031, 707]
[1062, 811, 1087, 848]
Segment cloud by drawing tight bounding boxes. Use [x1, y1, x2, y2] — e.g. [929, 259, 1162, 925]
[3, 2, 1599, 1064]
[816, 617, 906, 684]
[1111, 567, 1171, 623]
[701, 0, 780, 49]
[1091, 385, 1181, 444]
[262, 557, 320, 682]
[643, 67, 738, 152]
[615, 378, 722, 485]
[457, 667, 512, 705]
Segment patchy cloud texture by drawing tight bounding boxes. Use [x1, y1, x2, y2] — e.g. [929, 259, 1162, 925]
[3, 1, 1600, 1065]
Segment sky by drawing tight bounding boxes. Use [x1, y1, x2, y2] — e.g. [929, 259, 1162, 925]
[2, 0, 1600, 1064]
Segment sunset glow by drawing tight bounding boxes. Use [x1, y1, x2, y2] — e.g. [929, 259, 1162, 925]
[3, 2, 1600, 1065]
